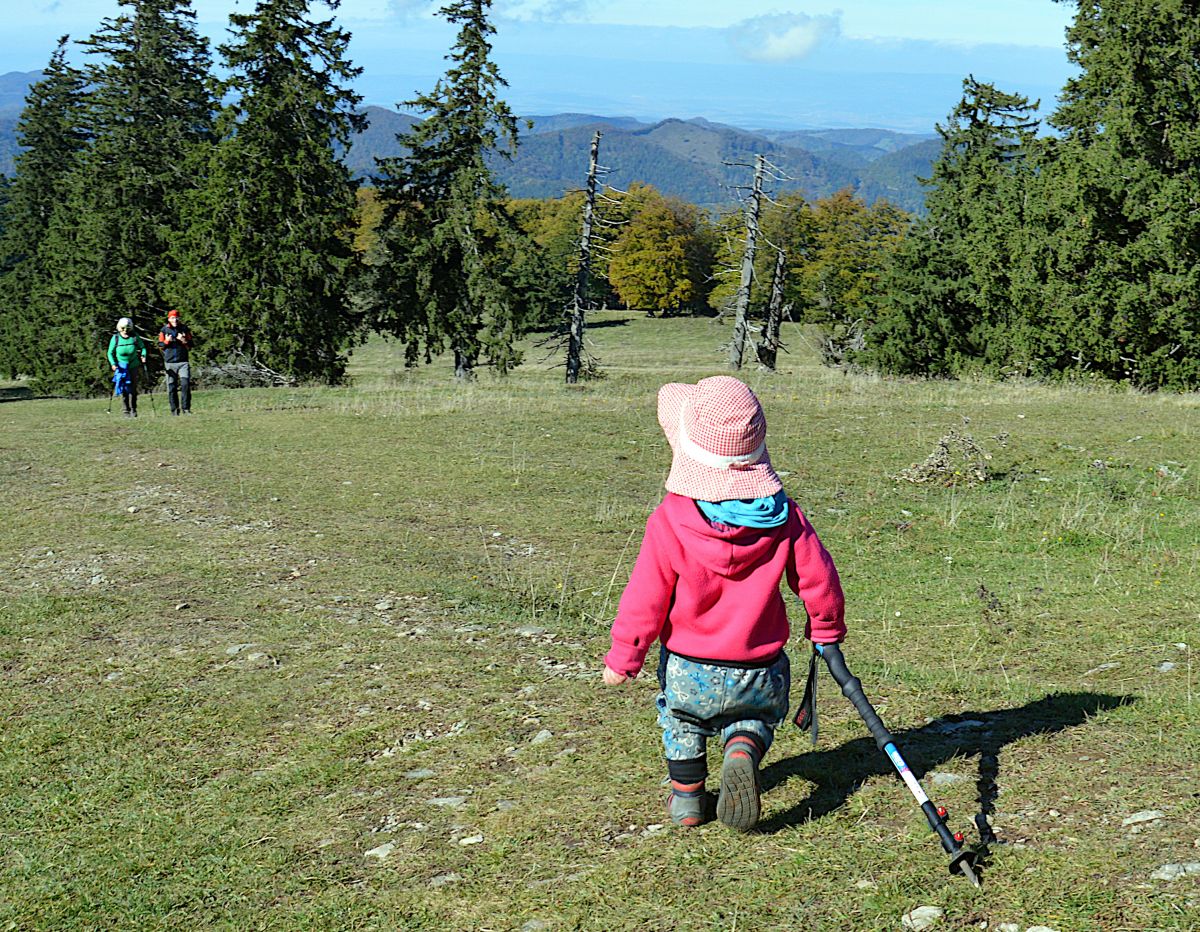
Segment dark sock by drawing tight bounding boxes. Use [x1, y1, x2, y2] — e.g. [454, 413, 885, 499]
[725, 732, 764, 766]
[667, 755, 708, 787]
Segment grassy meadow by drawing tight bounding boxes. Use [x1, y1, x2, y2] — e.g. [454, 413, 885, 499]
[1, 312, 1198, 931]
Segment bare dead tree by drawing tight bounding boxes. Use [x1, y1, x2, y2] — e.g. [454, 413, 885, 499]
[757, 246, 788, 370]
[566, 131, 601, 384]
[728, 154, 765, 370]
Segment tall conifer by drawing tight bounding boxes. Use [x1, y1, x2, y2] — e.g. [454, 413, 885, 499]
[367, 0, 533, 379]
[864, 78, 1039, 377]
[0, 38, 89, 382]
[173, 0, 365, 383]
[32, 0, 215, 394]
[1043, 0, 1200, 388]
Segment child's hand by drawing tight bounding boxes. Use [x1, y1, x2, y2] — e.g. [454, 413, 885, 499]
[602, 665, 629, 685]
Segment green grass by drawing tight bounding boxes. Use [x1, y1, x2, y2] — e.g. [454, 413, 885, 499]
[2, 312, 1198, 930]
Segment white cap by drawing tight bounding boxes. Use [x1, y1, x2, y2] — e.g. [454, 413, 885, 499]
[117, 317, 132, 330]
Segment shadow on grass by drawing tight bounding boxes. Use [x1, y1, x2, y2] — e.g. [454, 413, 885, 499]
[527, 317, 633, 336]
[0, 385, 43, 403]
[759, 691, 1136, 842]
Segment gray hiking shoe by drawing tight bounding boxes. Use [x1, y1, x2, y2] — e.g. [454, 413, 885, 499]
[716, 739, 761, 831]
[666, 786, 712, 827]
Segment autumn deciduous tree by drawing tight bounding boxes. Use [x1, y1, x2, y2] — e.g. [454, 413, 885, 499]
[607, 185, 714, 315]
[507, 192, 588, 328]
[800, 189, 909, 327]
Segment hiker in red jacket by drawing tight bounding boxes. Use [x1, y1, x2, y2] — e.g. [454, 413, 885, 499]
[158, 309, 194, 415]
[602, 376, 846, 832]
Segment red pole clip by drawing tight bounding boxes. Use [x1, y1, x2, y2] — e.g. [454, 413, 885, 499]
[953, 832, 964, 843]
[937, 806, 948, 819]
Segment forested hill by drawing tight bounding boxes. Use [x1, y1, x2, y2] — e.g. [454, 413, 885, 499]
[345, 107, 935, 212]
[0, 69, 934, 212]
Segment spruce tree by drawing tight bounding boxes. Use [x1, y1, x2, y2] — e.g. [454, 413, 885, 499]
[31, 0, 215, 395]
[0, 174, 12, 379]
[1042, 0, 1200, 388]
[173, 0, 365, 383]
[0, 38, 89, 382]
[864, 78, 1039, 377]
[506, 193, 588, 330]
[367, 0, 534, 379]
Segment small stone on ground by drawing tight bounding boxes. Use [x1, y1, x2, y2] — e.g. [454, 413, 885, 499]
[364, 841, 395, 860]
[1122, 810, 1166, 826]
[1151, 862, 1200, 882]
[902, 905, 943, 930]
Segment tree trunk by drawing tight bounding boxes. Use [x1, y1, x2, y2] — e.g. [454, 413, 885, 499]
[757, 247, 787, 370]
[567, 131, 601, 384]
[454, 345, 475, 380]
[729, 154, 764, 370]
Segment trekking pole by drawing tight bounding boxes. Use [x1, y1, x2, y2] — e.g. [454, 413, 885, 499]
[140, 363, 157, 416]
[812, 643, 982, 887]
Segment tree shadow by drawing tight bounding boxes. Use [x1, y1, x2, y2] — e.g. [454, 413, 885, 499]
[527, 316, 633, 336]
[0, 386, 38, 403]
[758, 691, 1135, 842]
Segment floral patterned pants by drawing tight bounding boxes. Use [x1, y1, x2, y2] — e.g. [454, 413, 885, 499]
[656, 647, 791, 761]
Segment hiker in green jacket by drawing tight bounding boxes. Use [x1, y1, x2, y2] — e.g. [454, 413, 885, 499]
[107, 317, 148, 418]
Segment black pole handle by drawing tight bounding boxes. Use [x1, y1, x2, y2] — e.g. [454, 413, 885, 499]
[818, 643, 895, 752]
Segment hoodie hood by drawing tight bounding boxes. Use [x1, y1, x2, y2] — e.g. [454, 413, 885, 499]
[661, 492, 787, 579]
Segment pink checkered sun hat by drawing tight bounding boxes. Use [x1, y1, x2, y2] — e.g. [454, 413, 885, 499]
[656, 376, 783, 502]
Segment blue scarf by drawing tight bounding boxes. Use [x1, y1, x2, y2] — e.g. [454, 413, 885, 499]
[697, 490, 789, 528]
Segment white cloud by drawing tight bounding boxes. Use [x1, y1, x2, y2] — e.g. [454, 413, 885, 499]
[371, 0, 589, 22]
[496, 0, 591, 22]
[728, 11, 841, 62]
[385, 0, 438, 18]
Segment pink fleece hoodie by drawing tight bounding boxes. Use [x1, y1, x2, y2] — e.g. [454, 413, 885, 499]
[605, 493, 846, 677]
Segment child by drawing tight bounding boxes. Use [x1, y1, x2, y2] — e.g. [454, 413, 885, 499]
[602, 376, 845, 831]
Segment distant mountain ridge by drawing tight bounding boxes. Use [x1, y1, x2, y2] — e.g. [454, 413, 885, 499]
[0, 70, 935, 212]
[350, 107, 935, 212]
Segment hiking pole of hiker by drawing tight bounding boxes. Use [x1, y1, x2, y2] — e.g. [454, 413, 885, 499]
[814, 642, 982, 887]
[143, 363, 157, 416]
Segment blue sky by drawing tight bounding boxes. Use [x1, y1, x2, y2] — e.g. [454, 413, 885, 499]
[3, 1, 1078, 131]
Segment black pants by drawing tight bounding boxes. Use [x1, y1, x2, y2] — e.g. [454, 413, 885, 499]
[165, 361, 191, 413]
[120, 382, 138, 415]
